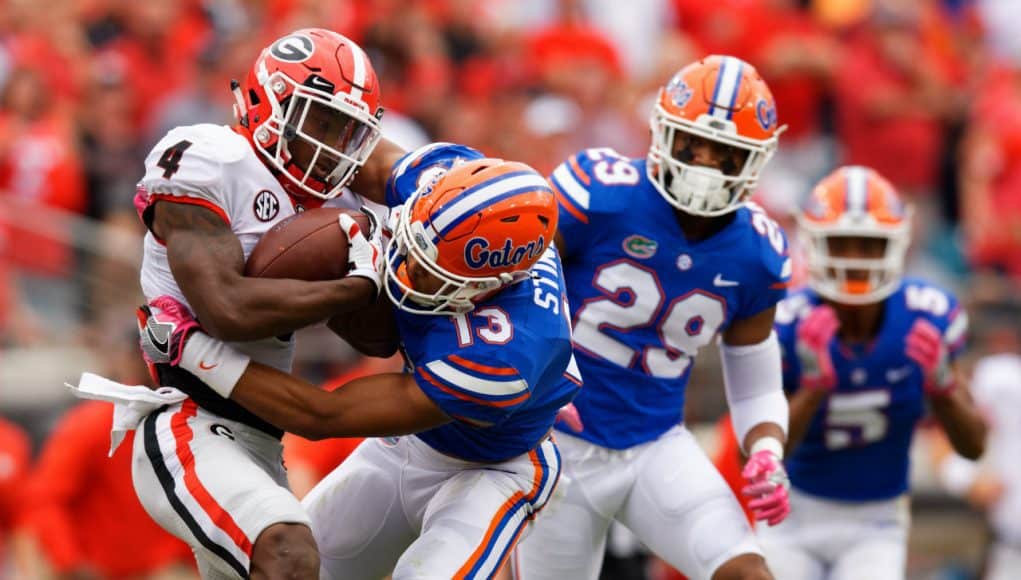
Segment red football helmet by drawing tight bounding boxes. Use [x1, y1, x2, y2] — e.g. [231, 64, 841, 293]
[384, 159, 558, 315]
[648, 55, 784, 216]
[233, 28, 383, 200]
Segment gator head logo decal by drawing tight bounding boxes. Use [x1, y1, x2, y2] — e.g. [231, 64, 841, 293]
[622, 235, 658, 259]
[665, 74, 693, 108]
[465, 236, 546, 270]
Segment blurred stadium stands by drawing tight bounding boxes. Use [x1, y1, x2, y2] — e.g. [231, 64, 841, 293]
[1, 0, 1020, 577]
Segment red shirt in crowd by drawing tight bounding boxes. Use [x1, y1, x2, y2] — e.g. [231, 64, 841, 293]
[833, 31, 948, 192]
[672, 0, 765, 60]
[0, 417, 31, 558]
[965, 67, 1021, 277]
[0, 113, 86, 277]
[18, 402, 191, 578]
[745, 7, 833, 141]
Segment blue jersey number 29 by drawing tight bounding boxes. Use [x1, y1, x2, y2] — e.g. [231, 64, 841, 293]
[571, 260, 726, 378]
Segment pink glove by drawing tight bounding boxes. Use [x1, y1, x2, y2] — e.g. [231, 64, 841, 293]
[905, 319, 954, 397]
[136, 295, 201, 381]
[796, 304, 840, 392]
[741, 449, 791, 526]
[555, 403, 584, 432]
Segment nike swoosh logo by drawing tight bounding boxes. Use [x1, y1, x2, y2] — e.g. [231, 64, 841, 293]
[713, 274, 740, 287]
[145, 320, 170, 354]
[198, 361, 218, 370]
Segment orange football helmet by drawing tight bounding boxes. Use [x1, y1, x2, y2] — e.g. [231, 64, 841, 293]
[384, 159, 558, 315]
[233, 28, 383, 200]
[648, 55, 784, 216]
[798, 166, 912, 304]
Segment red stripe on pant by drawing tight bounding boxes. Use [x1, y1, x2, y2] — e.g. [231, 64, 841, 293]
[170, 400, 254, 559]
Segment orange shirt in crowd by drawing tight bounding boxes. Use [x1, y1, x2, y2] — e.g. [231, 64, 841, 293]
[0, 417, 31, 557]
[18, 402, 191, 578]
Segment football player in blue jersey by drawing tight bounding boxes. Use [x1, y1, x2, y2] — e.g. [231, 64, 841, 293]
[513, 55, 791, 580]
[756, 166, 987, 580]
[107, 145, 582, 579]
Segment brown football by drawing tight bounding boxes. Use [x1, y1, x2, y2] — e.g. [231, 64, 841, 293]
[244, 207, 368, 280]
[245, 207, 400, 357]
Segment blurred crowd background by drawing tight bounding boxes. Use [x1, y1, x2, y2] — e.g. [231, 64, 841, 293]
[1, 0, 1020, 577]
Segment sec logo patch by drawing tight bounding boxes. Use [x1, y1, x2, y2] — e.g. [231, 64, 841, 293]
[253, 190, 280, 222]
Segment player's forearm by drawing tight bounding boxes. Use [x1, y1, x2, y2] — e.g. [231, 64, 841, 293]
[350, 138, 407, 204]
[197, 275, 376, 342]
[930, 389, 987, 460]
[229, 362, 355, 440]
[785, 389, 827, 455]
[228, 363, 448, 440]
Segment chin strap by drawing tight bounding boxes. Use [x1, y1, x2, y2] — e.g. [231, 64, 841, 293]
[231, 79, 249, 128]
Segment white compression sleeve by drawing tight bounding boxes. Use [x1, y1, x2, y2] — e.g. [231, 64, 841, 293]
[721, 330, 789, 451]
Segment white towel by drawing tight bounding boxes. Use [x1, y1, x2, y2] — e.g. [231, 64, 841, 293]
[66, 372, 188, 456]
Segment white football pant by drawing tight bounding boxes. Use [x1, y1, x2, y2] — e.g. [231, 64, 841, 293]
[303, 434, 561, 579]
[757, 487, 909, 580]
[132, 400, 309, 579]
[513, 425, 761, 580]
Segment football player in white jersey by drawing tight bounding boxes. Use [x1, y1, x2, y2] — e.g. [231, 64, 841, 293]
[126, 28, 405, 579]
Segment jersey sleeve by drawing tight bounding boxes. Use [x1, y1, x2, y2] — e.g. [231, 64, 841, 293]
[901, 280, 968, 360]
[739, 205, 793, 317]
[384, 142, 486, 207]
[548, 149, 631, 257]
[413, 353, 532, 427]
[135, 125, 248, 234]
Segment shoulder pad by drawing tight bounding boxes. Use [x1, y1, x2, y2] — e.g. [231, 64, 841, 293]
[385, 142, 486, 207]
[141, 124, 248, 201]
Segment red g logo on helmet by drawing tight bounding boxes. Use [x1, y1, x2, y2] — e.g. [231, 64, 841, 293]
[233, 28, 383, 201]
[384, 159, 558, 315]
